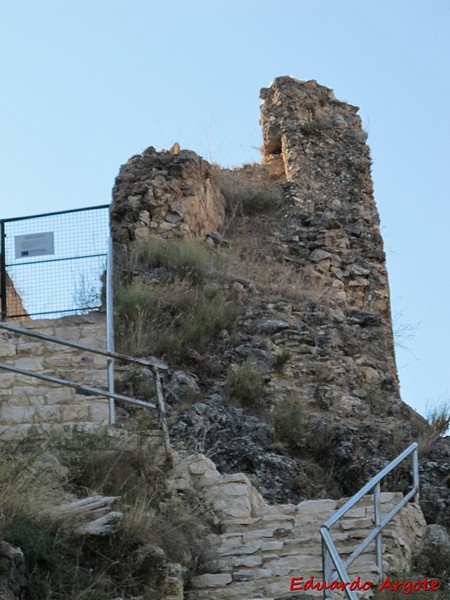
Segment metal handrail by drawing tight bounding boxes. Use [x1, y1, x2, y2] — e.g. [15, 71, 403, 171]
[0, 322, 168, 371]
[0, 362, 156, 409]
[321, 442, 419, 599]
[0, 321, 172, 456]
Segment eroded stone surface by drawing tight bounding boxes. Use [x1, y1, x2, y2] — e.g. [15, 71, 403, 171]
[111, 147, 225, 248]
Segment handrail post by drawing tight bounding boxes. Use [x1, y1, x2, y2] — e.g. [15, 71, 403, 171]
[322, 535, 333, 600]
[374, 482, 383, 579]
[154, 369, 172, 461]
[413, 446, 420, 503]
[320, 443, 419, 599]
[106, 236, 115, 425]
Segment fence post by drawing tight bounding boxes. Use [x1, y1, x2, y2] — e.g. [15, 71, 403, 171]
[0, 220, 7, 321]
[106, 236, 115, 425]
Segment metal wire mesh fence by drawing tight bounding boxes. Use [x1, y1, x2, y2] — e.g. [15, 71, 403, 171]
[1, 205, 109, 320]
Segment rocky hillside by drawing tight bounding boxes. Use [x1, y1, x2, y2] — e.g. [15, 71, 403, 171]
[1, 76, 449, 600]
[110, 77, 449, 523]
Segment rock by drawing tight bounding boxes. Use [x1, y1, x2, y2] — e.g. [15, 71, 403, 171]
[0, 541, 26, 600]
[191, 573, 232, 588]
[78, 511, 123, 535]
[54, 495, 120, 515]
[163, 563, 186, 600]
[166, 371, 200, 404]
[111, 147, 225, 246]
[418, 436, 450, 530]
[253, 319, 290, 334]
[171, 400, 317, 504]
[415, 524, 450, 580]
[205, 231, 229, 247]
[308, 249, 332, 262]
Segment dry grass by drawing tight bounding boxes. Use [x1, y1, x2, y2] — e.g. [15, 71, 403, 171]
[417, 398, 450, 455]
[129, 236, 223, 283]
[211, 164, 282, 222]
[426, 398, 450, 437]
[225, 358, 266, 407]
[0, 431, 210, 600]
[0, 436, 69, 520]
[210, 171, 335, 305]
[229, 252, 333, 304]
[115, 280, 239, 360]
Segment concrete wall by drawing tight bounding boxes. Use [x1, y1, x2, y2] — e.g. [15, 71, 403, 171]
[0, 313, 108, 438]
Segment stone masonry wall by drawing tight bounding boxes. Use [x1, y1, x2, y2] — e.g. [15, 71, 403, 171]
[170, 454, 426, 600]
[0, 314, 108, 438]
[111, 147, 225, 255]
[260, 76, 399, 396]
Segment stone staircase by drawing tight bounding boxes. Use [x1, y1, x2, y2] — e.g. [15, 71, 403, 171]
[170, 454, 426, 600]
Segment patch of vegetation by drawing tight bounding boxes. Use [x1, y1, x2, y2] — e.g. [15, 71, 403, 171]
[225, 358, 265, 407]
[0, 432, 210, 600]
[273, 348, 291, 373]
[426, 398, 450, 437]
[131, 236, 218, 283]
[270, 395, 306, 447]
[114, 236, 239, 364]
[115, 280, 239, 360]
[212, 166, 281, 218]
[416, 398, 450, 456]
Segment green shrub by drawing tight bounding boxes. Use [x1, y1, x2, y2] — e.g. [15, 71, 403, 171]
[273, 348, 291, 373]
[225, 359, 265, 407]
[270, 396, 305, 447]
[115, 281, 239, 359]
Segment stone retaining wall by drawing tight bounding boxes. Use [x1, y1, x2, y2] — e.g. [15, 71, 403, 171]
[170, 454, 426, 600]
[0, 313, 108, 438]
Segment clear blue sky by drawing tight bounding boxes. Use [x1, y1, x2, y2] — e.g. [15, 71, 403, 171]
[1, 0, 449, 419]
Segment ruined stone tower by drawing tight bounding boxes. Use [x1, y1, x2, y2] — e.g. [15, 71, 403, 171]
[110, 76, 418, 500]
[260, 76, 399, 396]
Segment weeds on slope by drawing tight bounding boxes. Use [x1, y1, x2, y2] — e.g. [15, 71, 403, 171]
[0, 431, 209, 600]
